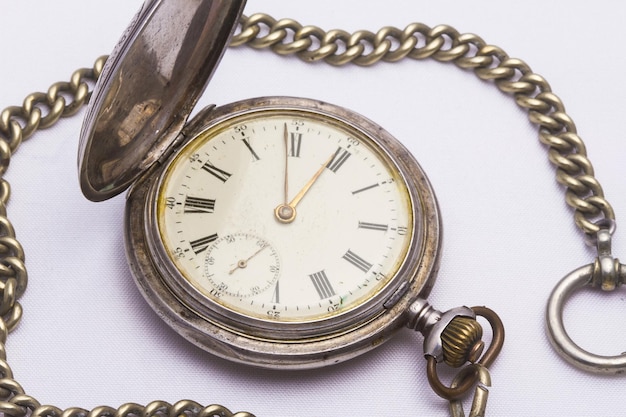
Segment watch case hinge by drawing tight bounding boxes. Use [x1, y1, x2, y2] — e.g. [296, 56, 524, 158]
[157, 104, 218, 165]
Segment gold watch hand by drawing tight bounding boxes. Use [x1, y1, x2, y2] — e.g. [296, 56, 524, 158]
[275, 124, 296, 223]
[287, 151, 335, 209]
[282, 123, 289, 205]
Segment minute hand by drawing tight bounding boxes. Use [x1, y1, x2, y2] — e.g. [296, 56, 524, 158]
[288, 152, 336, 209]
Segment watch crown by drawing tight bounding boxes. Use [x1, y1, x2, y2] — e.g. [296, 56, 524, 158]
[441, 316, 484, 368]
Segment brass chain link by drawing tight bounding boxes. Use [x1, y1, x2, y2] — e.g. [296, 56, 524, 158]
[0, 12, 616, 416]
[231, 13, 615, 238]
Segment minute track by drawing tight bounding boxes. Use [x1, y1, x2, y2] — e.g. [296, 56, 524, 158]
[155, 105, 414, 325]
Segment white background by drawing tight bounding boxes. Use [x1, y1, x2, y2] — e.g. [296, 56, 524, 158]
[1, 1, 626, 416]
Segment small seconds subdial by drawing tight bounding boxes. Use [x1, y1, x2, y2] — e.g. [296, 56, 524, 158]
[204, 233, 281, 299]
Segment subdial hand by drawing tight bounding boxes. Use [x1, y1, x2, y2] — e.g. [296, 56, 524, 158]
[229, 243, 269, 275]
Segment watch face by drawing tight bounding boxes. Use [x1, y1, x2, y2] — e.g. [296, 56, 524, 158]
[154, 105, 414, 330]
[127, 97, 440, 366]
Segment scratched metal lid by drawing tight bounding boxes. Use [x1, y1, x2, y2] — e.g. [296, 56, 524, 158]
[78, 0, 246, 201]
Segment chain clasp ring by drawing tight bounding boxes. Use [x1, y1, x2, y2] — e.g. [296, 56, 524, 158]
[546, 228, 626, 374]
[448, 364, 491, 417]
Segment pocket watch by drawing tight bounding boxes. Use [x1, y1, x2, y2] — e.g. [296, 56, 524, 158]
[78, 0, 499, 375]
[118, 96, 439, 368]
[9, 0, 624, 416]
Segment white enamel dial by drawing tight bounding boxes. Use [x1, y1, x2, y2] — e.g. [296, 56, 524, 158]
[155, 108, 414, 324]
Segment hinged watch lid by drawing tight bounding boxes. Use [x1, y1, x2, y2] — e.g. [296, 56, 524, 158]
[78, 0, 246, 201]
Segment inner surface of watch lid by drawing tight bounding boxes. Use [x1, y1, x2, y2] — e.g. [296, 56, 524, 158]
[78, 0, 246, 202]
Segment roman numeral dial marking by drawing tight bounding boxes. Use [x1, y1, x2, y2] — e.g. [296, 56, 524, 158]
[189, 233, 218, 254]
[242, 138, 261, 161]
[184, 196, 216, 213]
[358, 221, 389, 232]
[326, 147, 351, 173]
[289, 132, 303, 157]
[352, 183, 380, 195]
[342, 250, 373, 273]
[271, 282, 280, 304]
[309, 270, 336, 299]
[201, 162, 231, 183]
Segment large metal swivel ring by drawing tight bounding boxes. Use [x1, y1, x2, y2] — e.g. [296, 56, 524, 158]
[546, 228, 626, 374]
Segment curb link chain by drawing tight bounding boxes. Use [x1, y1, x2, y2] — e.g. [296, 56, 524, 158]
[0, 56, 253, 417]
[232, 13, 615, 239]
[0, 11, 616, 417]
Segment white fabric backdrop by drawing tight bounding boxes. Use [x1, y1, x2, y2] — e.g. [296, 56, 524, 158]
[1, 1, 625, 415]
